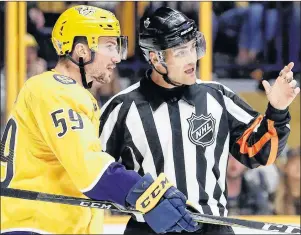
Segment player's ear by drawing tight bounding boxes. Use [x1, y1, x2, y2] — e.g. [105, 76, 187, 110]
[74, 43, 89, 61]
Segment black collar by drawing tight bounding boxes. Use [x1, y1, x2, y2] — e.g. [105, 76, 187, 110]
[139, 69, 197, 111]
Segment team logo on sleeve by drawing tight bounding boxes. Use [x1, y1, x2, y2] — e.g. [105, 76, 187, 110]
[187, 113, 216, 147]
[53, 74, 76, 85]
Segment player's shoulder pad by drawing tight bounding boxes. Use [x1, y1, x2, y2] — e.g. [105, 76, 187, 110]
[25, 71, 94, 112]
[25, 71, 80, 99]
[26, 71, 76, 88]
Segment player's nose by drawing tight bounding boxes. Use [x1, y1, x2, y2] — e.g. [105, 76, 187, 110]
[112, 51, 121, 64]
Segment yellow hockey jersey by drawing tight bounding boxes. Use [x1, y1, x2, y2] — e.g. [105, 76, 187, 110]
[1, 70, 115, 234]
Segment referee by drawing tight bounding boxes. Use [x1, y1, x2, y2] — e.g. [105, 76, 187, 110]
[99, 7, 299, 235]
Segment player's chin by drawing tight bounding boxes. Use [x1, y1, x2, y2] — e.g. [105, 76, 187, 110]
[95, 74, 112, 84]
[182, 74, 197, 85]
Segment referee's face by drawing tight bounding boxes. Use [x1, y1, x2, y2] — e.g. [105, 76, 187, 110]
[164, 40, 198, 85]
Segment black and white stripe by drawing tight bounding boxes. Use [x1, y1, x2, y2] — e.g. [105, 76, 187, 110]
[99, 76, 261, 217]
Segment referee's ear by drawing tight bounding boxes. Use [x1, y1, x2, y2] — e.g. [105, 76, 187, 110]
[150, 52, 167, 74]
[150, 52, 159, 65]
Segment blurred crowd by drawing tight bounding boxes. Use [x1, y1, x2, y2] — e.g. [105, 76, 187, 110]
[0, 1, 300, 217]
[227, 146, 300, 216]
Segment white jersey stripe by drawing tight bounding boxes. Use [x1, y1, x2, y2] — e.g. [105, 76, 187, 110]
[152, 103, 177, 187]
[126, 102, 157, 178]
[204, 93, 223, 216]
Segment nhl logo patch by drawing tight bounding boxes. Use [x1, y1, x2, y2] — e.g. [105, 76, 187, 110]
[53, 74, 76, 85]
[187, 113, 216, 147]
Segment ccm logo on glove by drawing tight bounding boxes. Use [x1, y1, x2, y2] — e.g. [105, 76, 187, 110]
[136, 173, 173, 213]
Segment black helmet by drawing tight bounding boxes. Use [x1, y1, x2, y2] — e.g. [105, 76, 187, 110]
[139, 7, 206, 63]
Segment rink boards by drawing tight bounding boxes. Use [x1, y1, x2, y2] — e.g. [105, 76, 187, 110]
[103, 215, 300, 234]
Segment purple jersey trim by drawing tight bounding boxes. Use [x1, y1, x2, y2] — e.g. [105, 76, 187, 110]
[83, 162, 141, 206]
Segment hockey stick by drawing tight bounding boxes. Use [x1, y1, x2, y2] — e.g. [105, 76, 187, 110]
[1, 187, 300, 234]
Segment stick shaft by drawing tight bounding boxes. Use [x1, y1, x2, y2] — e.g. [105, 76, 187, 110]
[1, 187, 300, 234]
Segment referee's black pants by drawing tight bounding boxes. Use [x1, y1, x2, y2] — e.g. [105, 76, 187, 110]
[124, 217, 235, 235]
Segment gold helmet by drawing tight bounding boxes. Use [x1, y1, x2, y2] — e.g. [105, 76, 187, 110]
[51, 5, 127, 60]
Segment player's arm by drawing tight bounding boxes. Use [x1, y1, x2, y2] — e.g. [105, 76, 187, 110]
[26, 85, 138, 205]
[27, 86, 198, 234]
[222, 86, 290, 168]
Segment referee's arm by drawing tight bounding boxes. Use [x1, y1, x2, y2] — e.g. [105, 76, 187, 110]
[223, 88, 290, 169]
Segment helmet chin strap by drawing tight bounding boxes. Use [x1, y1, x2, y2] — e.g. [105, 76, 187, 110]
[66, 51, 95, 89]
[150, 61, 184, 87]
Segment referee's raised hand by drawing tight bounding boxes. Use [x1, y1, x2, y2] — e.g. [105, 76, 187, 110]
[262, 62, 300, 110]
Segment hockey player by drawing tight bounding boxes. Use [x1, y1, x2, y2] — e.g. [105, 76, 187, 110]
[0, 5, 199, 234]
[99, 7, 299, 234]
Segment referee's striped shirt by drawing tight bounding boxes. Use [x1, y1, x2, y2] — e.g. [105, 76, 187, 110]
[99, 69, 290, 217]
